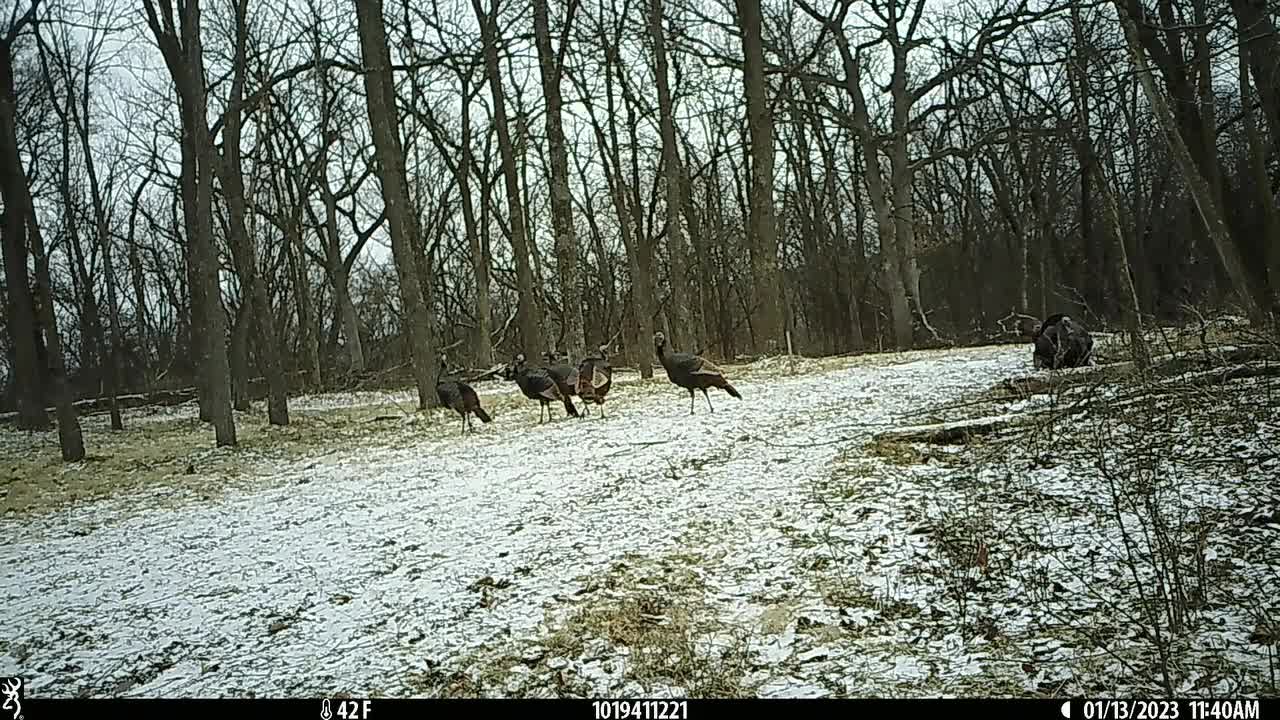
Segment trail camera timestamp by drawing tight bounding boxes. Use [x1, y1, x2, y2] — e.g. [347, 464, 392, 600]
[1188, 701, 1261, 720]
[1081, 700, 1260, 720]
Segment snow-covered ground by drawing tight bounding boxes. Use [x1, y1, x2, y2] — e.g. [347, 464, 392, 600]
[1, 343, 1275, 698]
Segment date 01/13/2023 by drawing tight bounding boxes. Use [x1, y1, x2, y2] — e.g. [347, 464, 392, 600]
[1081, 699, 1260, 720]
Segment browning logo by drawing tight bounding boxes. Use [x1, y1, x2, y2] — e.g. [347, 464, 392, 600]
[0, 678, 22, 720]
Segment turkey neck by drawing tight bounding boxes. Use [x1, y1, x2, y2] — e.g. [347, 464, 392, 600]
[655, 339, 674, 372]
[513, 363, 536, 390]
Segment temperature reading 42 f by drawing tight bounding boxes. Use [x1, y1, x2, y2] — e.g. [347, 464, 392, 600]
[321, 699, 372, 720]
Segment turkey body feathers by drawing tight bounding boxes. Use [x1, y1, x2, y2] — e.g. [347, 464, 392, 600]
[1032, 314, 1094, 370]
[545, 362, 579, 399]
[653, 332, 740, 413]
[506, 355, 579, 421]
[435, 361, 492, 434]
[575, 351, 613, 411]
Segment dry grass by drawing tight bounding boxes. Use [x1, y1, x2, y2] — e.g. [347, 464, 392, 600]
[1, 401, 461, 517]
[405, 552, 759, 698]
[865, 438, 924, 466]
[538, 556, 754, 697]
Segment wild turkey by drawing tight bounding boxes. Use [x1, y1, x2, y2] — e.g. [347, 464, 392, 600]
[541, 351, 581, 406]
[435, 356, 492, 435]
[1032, 314, 1094, 370]
[653, 331, 741, 414]
[503, 353, 579, 423]
[575, 345, 613, 417]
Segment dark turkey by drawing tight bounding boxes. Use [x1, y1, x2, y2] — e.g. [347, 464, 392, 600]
[654, 331, 741, 414]
[503, 353, 579, 423]
[1032, 314, 1094, 370]
[575, 345, 613, 417]
[435, 356, 492, 435]
[541, 351, 581, 408]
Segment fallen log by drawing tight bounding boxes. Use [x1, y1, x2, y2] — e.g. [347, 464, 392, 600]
[1165, 362, 1280, 389]
[882, 356, 1278, 447]
[1000, 345, 1276, 396]
[0, 387, 200, 425]
[873, 414, 1033, 444]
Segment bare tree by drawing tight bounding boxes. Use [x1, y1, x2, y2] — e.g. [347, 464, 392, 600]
[532, 0, 586, 359]
[142, 0, 237, 445]
[1112, 0, 1261, 323]
[473, 0, 543, 355]
[648, 0, 696, 353]
[353, 0, 438, 408]
[214, 0, 289, 424]
[35, 7, 126, 429]
[0, 1, 47, 431]
[736, 0, 785, 353]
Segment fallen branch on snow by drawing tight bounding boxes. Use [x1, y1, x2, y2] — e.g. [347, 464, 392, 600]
[872, 414, 1034, 445]
[1001, 345, 1275, 396]
[890, 357, 1278, 446]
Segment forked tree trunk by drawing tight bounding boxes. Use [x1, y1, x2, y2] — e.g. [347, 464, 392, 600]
[142, 0, 236, 445]
[473, 0, 542, 354]
[649, 0, 694, 354]
[220, 0, 289, 424]
[354, 0, 438, 408]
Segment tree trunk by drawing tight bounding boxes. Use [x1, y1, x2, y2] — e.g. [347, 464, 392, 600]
[28, 211, 85, 460]
[1099, 158, 1151, 369]
[66, 207, 106, 393]
[842, 135, 867, 351]
[0, 43, 47, 431]
[888, 44, 939, 344]
[288, 216, 322, 390]
[459, 85, 493, 365]
[310, 42, 366, 375]
[354, 0, 438, 409]
[1230, 0, 1280, 153]
[180, 114, 212, 424]
[575, 23, 656, 377]
[1237, 25, 1280, 323]
[218, 0, 289, 424]
[187, 77, 236, 446]
[473, 0, 542, 354]
[230, 298, 251, 411]
[736, 0, 784, 354]
[677, 145, 711, 352]
[649, 0, 693, 354]
[829, 30, 911, 348]
[54, 87, 107, 398]
[126, 170, 155, 374]
[143, 0, 237, 445]
[623, 82, 658, 372]
[320, 178, 365, 374]
[419, 70, 495, 366]
[532, 0, 585, 359]
[66, 72, 124, 429]
[1070, 7, 1101, 318]
[100, 214, 125, 429]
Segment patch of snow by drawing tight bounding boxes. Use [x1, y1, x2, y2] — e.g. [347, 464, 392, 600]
[756, 676, 828, 698]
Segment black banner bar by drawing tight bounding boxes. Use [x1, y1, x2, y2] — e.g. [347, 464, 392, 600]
[17, 697, 1276, 720]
